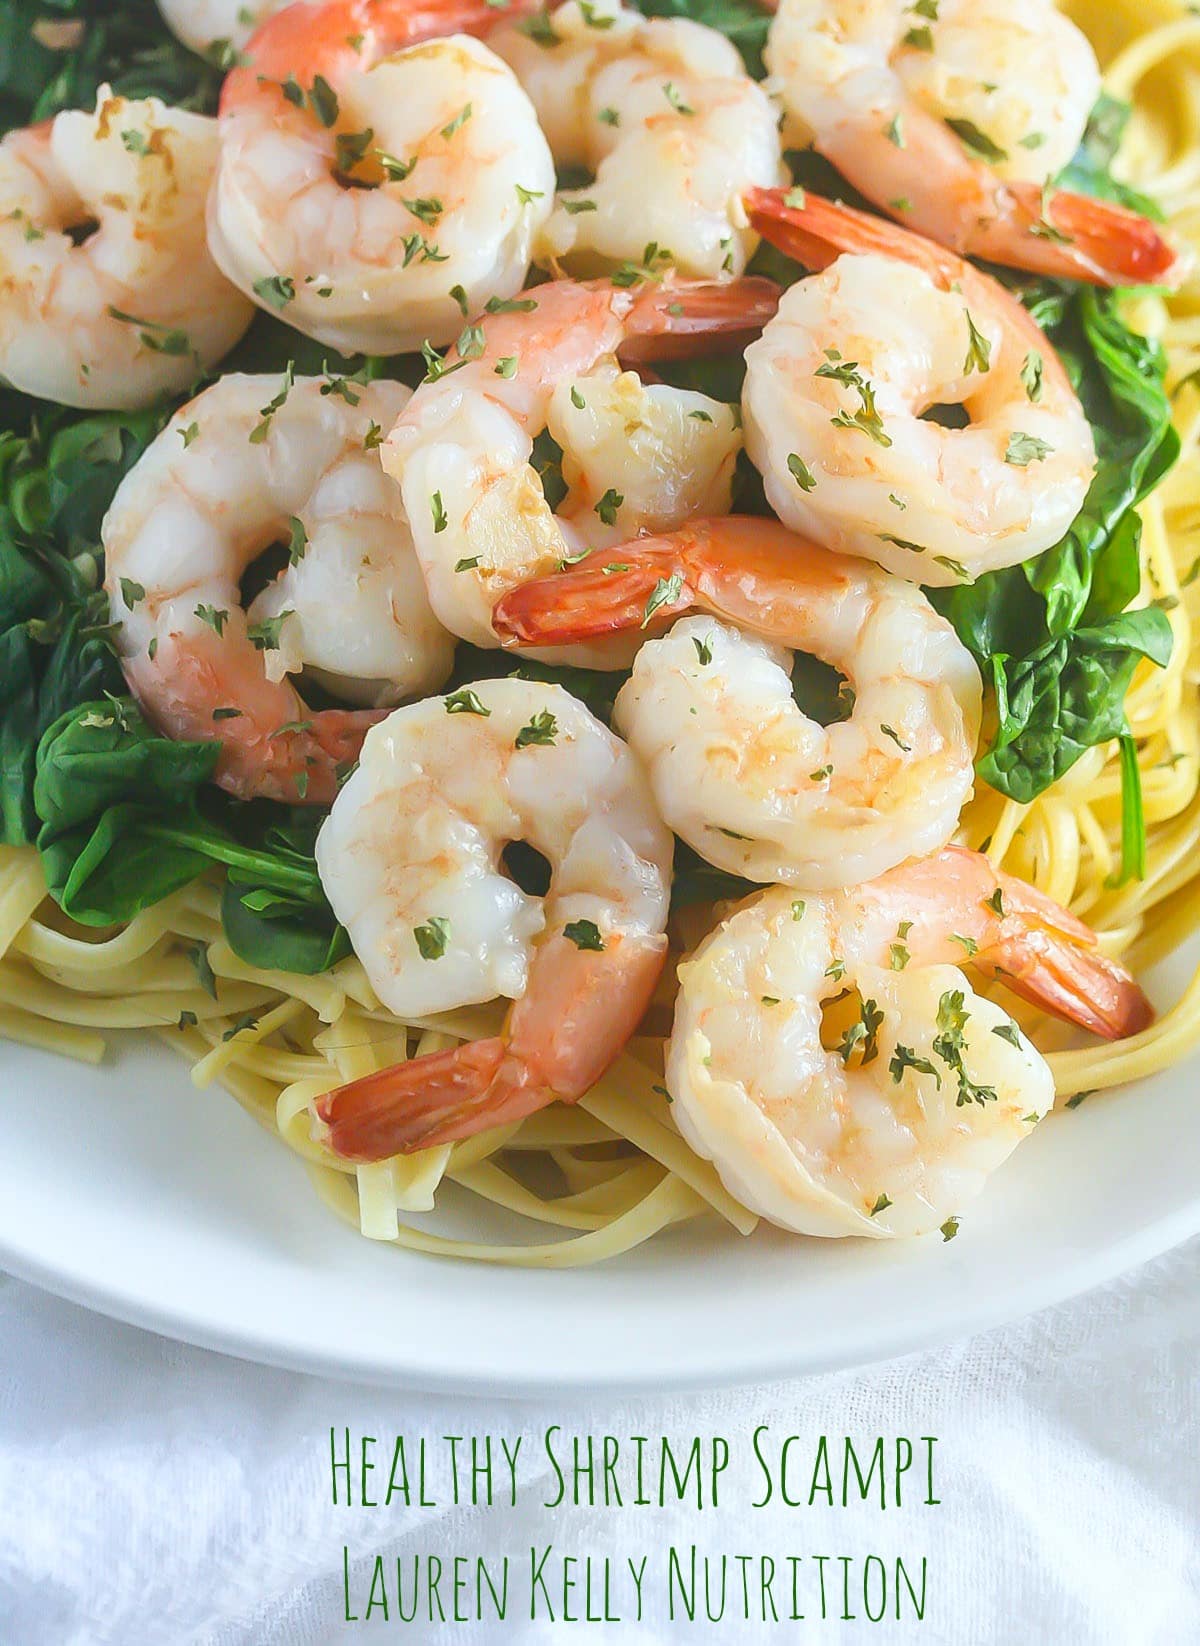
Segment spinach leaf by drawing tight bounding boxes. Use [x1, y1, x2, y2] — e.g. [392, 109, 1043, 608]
[221, 878, 351, 974]
[932, 287, 1177, 806]
[976, 609, 1173, 804]
[0, 407, 165, 842]
[0, 0, 220, 128]
[34, 698, 220, 921]
[33, 697, 348, 970]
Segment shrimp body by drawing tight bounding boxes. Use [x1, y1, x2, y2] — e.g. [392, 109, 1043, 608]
[740, 191, 1096, 585]
[210, 0, 555, 353]
[490, 0, 785, 278]
[0, 91, 253, 410]
[765, 0, 1182, 286]
[312, 679, 673, 1159]
[156, 0, 288, 54]
[669, 850, 1152, 1239]
[104, 373, 453, 804]
[381, 273, 777, 666]
[494, 518, 981, 887]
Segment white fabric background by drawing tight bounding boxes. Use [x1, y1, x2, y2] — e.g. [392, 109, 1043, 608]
[0, 1240, 1196, 1646]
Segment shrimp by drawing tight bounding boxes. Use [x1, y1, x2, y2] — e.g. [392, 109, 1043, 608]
[103, 372, 454, 804]
[668, 848, 1153, 1239]
[209, 0, 556, 355]
[493, 517, 982, 887]
[380, 272, 778, 665]
[488, 0, 785, 279]
[764, 0, 1184, 287]
[736, 189, 1096, 586]
[156, 0, 288, 55]
[310, 679, 674, 1159]
[0, 89, 253, 410]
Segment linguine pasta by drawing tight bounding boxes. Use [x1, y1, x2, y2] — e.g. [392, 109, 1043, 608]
[3, 0, 1200, 1263]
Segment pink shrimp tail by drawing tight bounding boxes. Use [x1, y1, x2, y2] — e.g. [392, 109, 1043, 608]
[617, 276, 781, 362]
[124, 627, 384, 805]
[495, 545, 697, 645]
[315, 1037, 521, 1159]
[493, 517, 844, 646]
[316, 931, 667, 1160]
[213, 708, 385, 805]
[744, 186, 963, 283]
[990, 183, 1186, 290]
[746, 179, 1184, 295]
[746, 183, 1186, 294]
[925, 847, 1153, 1042]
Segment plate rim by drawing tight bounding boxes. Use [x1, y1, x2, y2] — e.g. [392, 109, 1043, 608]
[3, 1196, 1197, 1394]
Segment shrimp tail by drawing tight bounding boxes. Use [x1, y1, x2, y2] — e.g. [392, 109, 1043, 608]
[744, 186, 962, 283]
[745, 183, 1186, 293]
[494, 545, 695, 644]
[982, 865, 1154, 1041]
[980, 183, 1187, 289]
[314, 931, 669, 1160]
[493, 517, 844, 647]
[313, 1037, 523, 1159]
[215, 708, 385, 804]
[617, 276, 781, 362]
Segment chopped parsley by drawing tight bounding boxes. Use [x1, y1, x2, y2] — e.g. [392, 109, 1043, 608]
[414, 917, 451, 960]
[594, 487, 623, 525]
[642, 573, 684, 627]
[444, 688, 490, 716]
[946, 118, 1007, 163]
[963, 310, 992, 375]
[1021, 350, 1045, 402]
[514, 709, 558, 748]
[563, 919, 605, 951]
[1005, 431, 1054, 466]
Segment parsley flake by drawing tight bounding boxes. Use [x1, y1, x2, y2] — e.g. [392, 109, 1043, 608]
[414, 917, 450, 960]
[444, 688, 490, 716]
[564, 919, 605, 951]
[642, 573, 684, 626]
[514, 709, 558, 748]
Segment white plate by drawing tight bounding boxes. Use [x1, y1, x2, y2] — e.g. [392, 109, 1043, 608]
[2, 949, 1197, 1393]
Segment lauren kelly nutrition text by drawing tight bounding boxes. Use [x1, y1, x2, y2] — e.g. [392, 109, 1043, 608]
[332, 1427, 937, 1628]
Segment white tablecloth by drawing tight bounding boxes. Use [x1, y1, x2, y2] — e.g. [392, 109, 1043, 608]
[1, 1240, 1197, 1646]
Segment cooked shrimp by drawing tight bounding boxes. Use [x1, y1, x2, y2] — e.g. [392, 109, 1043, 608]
[311, 679, 674, 1159]
[104, 372, 454, 804]
[668, 848, 1153, 1238]
[209, 0, 555, 354]
[489, 0, 785, 278]
[493, 517, 981, 887]
[156, 0, 288, 54]
[0, 89, 253, 410]
[381, 272, 778, 665]
[737, 189, 1096, 586]
[765, 0, 1183, 286]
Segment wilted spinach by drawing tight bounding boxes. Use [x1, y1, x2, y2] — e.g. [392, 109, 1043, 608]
[33, 697, 349, 971]
[932, 286, 1177, 847]
[0, 0, 220, 128]
[0, 407, 165, 843]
